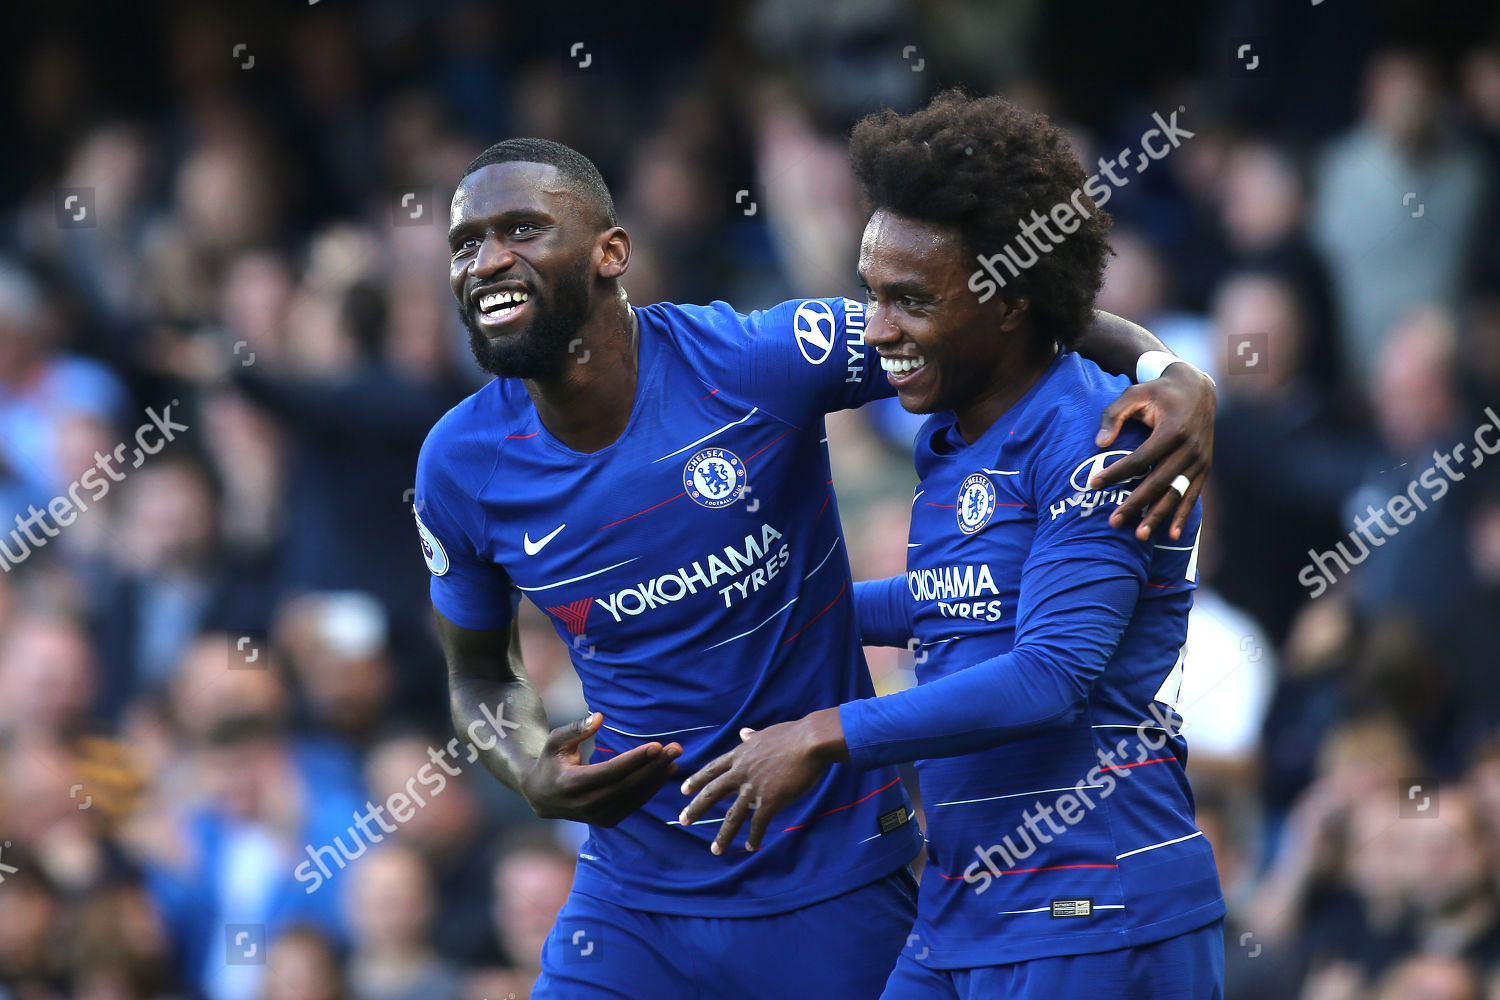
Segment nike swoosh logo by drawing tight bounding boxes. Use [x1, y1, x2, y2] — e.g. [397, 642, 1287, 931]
[523, 524, 567, 556]
[982, 468, 1021, 475]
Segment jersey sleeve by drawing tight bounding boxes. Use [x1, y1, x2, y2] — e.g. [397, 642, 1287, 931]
[854, 576, 915, 647]
[649, 298, 892, 427]
[839, 422, 1157, 770]
[414, 421, 519, 632]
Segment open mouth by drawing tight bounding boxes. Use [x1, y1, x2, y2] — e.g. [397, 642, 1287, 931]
[474, 288, 532, 329]
[879, 353, 928, 386]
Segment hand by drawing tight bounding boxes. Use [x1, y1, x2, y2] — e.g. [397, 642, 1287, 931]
[678, 708, 846, 854]
[1090, 363, 1215, 540]
[520, 713, 681, 827]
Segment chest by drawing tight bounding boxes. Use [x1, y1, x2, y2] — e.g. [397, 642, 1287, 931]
[906, 467, 1034, 634]
[481, 393, 831, 640]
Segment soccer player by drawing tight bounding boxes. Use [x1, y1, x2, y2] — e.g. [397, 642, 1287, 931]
[680, 94, 1224, 998]
[417, 134, 1215, 998]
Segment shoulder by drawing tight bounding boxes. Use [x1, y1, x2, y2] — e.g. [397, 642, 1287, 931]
[417, 378, 516, 491]
[1030, 353, 1134, 437]
[1024, 353, 1145, 485]
[641, 297, 858, 356]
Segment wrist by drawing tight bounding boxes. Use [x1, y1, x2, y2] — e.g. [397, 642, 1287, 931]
[1136, 350, 1214, 388]
[802, 707, 850, 764]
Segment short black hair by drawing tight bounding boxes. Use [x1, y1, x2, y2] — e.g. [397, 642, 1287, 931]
[462, 138, 617, 228]
[849, 90, 1112, 347]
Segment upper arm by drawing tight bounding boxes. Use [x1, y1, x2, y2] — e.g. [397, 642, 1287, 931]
[414, 424, 519, 632]
[1010, 424, 1156, 683]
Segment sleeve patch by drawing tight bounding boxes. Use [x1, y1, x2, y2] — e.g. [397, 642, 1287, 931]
[413, 505, 450, 576]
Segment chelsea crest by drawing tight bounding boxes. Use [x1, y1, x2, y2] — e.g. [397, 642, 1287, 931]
[684, 448, 748, 509]
[957, 473, 996, 534]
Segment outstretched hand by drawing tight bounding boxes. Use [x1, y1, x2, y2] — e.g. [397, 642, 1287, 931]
[678, 708, 847, 855]
[1090, 363, 1215, 540]
[520, 712, 681, 827]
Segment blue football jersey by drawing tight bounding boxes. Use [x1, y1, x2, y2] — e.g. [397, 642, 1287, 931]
[841, 352, 1224, 967]
[415, 298, 923, 916]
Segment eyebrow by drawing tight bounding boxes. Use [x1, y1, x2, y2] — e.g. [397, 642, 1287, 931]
[860, 275, 930, 297]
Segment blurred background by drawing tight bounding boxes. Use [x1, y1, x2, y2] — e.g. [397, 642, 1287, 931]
[2, 1, 1500, 998]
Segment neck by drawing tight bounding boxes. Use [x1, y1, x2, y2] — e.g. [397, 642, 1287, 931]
[953, 330, 1058, 443]
[523, 293, 638, 452]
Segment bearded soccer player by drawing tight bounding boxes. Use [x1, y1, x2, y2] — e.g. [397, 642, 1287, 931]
[681, 94, 1223, 999]
[416, 132, 1216, 998]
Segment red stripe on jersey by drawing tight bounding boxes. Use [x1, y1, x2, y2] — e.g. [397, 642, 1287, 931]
[780, 776, 902, 831]
[1114, 756, 1176, 770]
[597, 492, 686, 531]
[780, 579, 848, 647]
[939, 863, 1120, 880]
[746, 430, 793, 463]
[546, 597, 593, 634]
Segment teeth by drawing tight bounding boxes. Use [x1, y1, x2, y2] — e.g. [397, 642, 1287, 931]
[479, 290, 530, 313]
[880, 355, 926, 374]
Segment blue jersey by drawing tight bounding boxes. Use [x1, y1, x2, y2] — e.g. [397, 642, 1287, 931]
[415, 298, 923, 917]
[842, 352, 1224, 967]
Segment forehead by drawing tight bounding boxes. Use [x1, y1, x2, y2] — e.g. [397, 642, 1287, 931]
[858, 209, 965, 277]
[450, 161, 572, 227]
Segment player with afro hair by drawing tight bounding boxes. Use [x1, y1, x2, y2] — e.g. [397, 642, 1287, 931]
[849, 90, 1112, 349]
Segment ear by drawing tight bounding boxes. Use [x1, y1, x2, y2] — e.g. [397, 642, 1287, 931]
[998, 296, 1030, 332]
[597, 226, 631, 279]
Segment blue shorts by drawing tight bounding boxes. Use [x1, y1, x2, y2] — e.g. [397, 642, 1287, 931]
[533, 868, 919, 999]
[881, 919, 1225, 1000]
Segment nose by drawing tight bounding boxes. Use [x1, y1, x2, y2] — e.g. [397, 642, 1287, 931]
[472, 234, 515, 277]
[863, 303, 901, 346]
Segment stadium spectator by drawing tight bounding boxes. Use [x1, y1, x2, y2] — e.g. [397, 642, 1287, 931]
[1311, 50, 1487, 384]
[342, 845, 462, 1000]
[2, 5, 1498, 997]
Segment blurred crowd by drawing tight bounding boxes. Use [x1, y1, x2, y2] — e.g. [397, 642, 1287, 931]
[1, 1, 1499, 998]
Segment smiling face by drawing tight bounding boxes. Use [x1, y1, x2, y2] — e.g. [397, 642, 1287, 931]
[859, 209, 1027, 419]
[448, 161, 606, 378]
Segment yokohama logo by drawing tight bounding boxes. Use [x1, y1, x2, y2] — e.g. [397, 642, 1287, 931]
[546, 598, 592, 634]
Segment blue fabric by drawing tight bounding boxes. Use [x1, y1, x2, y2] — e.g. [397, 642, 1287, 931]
[415, 299, 921, 916]
[855, 576, 914, 647]
[882, 918, 1225, 999]
[144, 740, 366, 993]
[840, 352, 1223, 967]
[534, 869, 920, 999]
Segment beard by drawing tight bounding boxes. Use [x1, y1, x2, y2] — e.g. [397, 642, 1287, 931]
[462, 259, 594, 379]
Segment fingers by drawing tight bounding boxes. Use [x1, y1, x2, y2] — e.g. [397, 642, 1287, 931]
[569, 739, 674, 792]
[711, 784, 755, 855]
[1094, 386, 1145, 449]
[743, 798, 775, 852]
[1125, 459, 1203, 541]
[586, 750, 682, 825]
[544, 712, 603, 758]
[1091, 425, 1178, 491]
[739, 727, 755, 741]
[1168, 467, 1207, 541]
[677, 752, 735, 825]
[1108, 447, 1187, 534]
